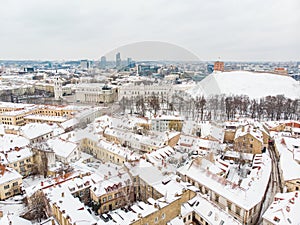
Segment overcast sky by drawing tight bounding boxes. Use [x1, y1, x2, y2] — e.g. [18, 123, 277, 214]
[0, 0, 299, 61]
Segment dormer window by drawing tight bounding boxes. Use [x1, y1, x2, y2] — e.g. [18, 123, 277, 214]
[69, 187, 75, 192]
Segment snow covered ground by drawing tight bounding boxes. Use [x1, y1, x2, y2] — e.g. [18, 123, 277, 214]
[0, 196, 26, 216]
[187, 71, 300, 99]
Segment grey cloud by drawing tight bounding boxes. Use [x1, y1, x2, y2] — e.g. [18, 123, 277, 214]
[0, 0, 299, 60]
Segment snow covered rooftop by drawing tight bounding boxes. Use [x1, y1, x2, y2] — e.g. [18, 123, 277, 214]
[178, 195, 242, 225]
[274, 135, 300, 181]
[47, 138, 77, 159]
[263, 191, 300, 225]
[0, 166, 22, 185]
[60, 118, 79, 130]
[104, 127, 167, 149]
[234, 125, 263, 143]
[0, 101, 35, 109]
[177, 153, 271, 210]
[24, 114, 68, 123]
[146, 146, 175, 163]
[3, 147, 33, 164]
[187, 71, 300, 99]
[152, 175, 186, 201]
[0, 134, 30, 152]
[99, 201, 157, 225]
[0, 213, 32, 225]
[152, 115, 183, 121]
[98, 140, 139, 161]
[126, 160, 166, 185]
[90, 172, 131, 197]
[44, 185, 97, 225]
[20, 123, 53, 140]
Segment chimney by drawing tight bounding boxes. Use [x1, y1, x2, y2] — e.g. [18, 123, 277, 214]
[52, 219, 56, 225]
[0, 210, 3, 218]
[61, 192, 64, 198]
[41, 181, 44, 187]
[0, 164, 5, 176]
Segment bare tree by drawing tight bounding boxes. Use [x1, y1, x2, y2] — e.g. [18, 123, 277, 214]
[225, 96, 234, 120]
[195, 96, 206, 121]
[23, 190, 48, 222]
[135, 96, 146, 116]
[147, 94, 160, 116]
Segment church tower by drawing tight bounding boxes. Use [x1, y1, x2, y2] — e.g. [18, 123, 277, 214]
[54, 76, 63, 100]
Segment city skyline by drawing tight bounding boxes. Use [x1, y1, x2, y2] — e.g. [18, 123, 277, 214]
[0, 0, 299, 61]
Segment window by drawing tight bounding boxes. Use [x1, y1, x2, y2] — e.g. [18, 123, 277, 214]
[13, 182, 18, 187]
[108, 195, 112, 200]
[4, 184, 9, 189]
[162, 213, 165, 219]
[228, 201, 232, 211]
[103, 197, 107, 203]
[154, 217, 158, 223]
[249, 208, 252, 216]
[215, 194, 219, 202]
[236, 206, 241, 215]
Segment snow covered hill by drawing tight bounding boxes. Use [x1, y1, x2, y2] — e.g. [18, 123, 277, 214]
[187, 71, 300, 99]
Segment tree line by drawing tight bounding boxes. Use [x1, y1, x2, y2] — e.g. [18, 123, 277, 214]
[120, 93, 299, 121]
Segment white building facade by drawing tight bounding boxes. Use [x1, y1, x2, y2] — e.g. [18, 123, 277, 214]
[118, 83, 173, 101]
[54, 77, 63, 100]
[75, 83, 118, 103]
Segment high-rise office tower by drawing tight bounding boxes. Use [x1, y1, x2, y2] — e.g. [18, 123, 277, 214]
[116, 52, 121, 68]
[100, 56, 106, 69]
[80, 60, 90, 70]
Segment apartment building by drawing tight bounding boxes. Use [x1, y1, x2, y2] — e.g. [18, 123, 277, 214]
[151, 115, 184, 132]
[263, 191, 299, 225]
[274, 135, 300, 192]
[0, 165, 23, 200]
[90, 172, 135, 214]
[104, 127, 180, 153]
[177, 154, 271, 225]
[80, 138, 139, 165]
[234, 125, 264, 154]
[1, 147, 34, 177]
